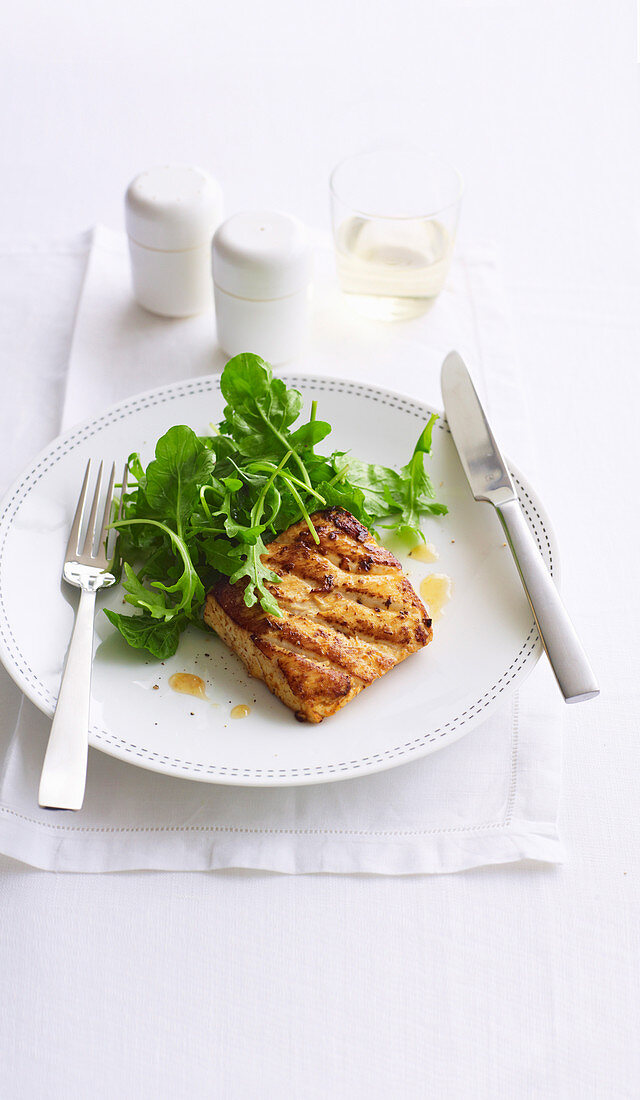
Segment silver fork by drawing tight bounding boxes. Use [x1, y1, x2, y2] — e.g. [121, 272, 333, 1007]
[39, 460, 127, 811]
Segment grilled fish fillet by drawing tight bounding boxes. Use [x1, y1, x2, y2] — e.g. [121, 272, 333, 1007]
[204, 507, 433, 723]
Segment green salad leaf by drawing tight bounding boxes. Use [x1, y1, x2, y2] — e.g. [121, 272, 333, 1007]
[144, 425, 215, 536]
[331, 455, 404, 520]
[107, 353, 447, 658]
[220, 352, 303, 434]
[393, 415, 448, 538]
[104, 609, 188, 660]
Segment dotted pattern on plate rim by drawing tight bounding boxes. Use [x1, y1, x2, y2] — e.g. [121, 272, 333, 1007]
[0, 374, 554, 783]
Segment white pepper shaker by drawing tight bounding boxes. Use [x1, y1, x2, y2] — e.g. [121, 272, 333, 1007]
[125, 164, 223, 317]
[212, 210, 311, 365]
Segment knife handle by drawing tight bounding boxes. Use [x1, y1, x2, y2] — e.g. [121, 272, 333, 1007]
[495, 499, 599, 703]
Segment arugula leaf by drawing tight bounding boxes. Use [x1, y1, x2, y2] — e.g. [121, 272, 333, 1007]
[121, 563, 173, 619]
[198, 536, 248, 575]
[105, 609, 187, 659]
[219, 354, 312, 485]
[401, 417, 438, 501]
[126, 451, 146, 484]
[113, 519, 204, 617]
[145, 426, 214, 537]
[394, 413, 447, 539]
[227, 540, 282, 617]
[330, 417, 446, 542]
[150, 566, 205, 616]
[332, 454, 404, 520]
[220, 354, 302, 437]
[316, 480, 368, 523]
[288, 420, 332, 449]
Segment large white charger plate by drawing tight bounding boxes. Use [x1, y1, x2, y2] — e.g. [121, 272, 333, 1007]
[0, 374, 556, 786]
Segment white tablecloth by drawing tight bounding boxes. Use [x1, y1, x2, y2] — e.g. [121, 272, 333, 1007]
[1, 1, 639, 1096]
[0, 226, 564, 875]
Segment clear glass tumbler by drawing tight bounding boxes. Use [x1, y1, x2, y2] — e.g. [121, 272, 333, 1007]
[330, 148, 463, 321]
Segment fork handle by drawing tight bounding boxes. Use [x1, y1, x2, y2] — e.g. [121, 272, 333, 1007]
[38, 587, 96, 810]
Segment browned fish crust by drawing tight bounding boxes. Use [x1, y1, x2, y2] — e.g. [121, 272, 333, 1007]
[204, 507, 433, 723]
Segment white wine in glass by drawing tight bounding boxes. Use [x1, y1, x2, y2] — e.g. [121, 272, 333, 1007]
[330, 148, 462, 322]
[334, 215, 454, 321]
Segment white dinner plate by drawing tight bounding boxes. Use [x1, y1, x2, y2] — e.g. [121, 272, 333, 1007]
[0, 374, 557, 786]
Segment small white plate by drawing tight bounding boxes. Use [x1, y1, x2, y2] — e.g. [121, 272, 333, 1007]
[0, 374, 556, 786]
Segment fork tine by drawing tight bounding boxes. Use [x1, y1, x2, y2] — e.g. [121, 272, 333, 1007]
[117, 463, 129, 521]
[95, 462, 117, 561]
[65, 460, 92, 560]
[104, 463, 129, 562]
[81, 460, 103, 558]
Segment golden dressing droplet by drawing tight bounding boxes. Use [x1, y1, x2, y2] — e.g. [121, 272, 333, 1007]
[231, 704, 251, 720]
[168, 673, 208, 701]
[409, 541, 439, 564]
[420, 574, 452, 622]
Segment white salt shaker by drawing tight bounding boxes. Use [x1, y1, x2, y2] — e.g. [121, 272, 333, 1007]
[212, 210, 311, 364]
[125, 165, 223, 317]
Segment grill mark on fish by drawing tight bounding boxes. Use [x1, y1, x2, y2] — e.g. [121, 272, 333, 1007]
[273, 600, 405, 661]
[274, 576, 408, 616]
[273, 588, 414, 650]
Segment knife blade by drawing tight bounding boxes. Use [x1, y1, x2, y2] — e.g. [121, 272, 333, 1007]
[441, 350, 599, 704]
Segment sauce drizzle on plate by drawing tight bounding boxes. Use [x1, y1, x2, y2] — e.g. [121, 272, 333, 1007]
[420, 574, 452, 622]
[168, 673, 208, 700]
[409, 541, 439, 563]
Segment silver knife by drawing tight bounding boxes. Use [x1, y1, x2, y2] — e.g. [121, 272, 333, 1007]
[441, 350, 599, 703]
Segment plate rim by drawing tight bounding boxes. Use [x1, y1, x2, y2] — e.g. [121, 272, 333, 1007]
[0, 372, 558, 786]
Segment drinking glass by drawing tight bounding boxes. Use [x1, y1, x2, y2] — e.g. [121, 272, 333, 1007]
[330, 148, 463, 321]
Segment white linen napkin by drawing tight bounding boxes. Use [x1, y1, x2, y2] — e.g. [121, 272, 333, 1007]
[0, 226, 564, 872]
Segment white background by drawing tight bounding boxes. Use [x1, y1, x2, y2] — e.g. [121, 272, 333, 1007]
[1, 1, 639, 1096]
